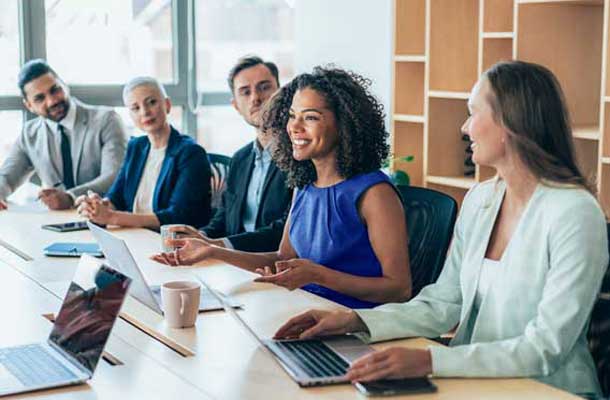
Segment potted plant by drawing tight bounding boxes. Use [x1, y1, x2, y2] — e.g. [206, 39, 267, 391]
[382, 155, 414, 186]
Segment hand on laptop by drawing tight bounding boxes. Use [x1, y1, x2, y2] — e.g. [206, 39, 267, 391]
[254, 258, 321, 290]
[346, 347, 432, 382]
[150, 237, 218, 266]
[0, 199, 7, 210]
[273, 309, 367, 340]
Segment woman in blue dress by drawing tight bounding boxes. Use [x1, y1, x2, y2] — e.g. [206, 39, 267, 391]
[153, 67, 412, 308]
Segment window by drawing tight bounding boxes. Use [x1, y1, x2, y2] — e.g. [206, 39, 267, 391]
[195, 0, 294, 92]
[0, 1, 295, 162]
[0, 112, 23, 164]
[0, 2, 20, 95]
[197, 106, 252, 156]
[195, 0, 295, 155]
[45, 0, 175, 84]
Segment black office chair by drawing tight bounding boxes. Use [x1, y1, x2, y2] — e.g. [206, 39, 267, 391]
[396, 185, 458, 297]
[588, 223, 610, 399]
[208, 153, 232, 212]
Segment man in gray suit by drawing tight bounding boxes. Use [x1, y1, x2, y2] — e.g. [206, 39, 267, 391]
[0, 59, 127, 210]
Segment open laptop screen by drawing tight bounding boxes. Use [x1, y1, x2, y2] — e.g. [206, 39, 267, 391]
[49, 259, 131, 373]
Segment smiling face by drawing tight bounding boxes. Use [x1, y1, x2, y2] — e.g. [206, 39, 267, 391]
[461, 78, 508, 167]
[286, 88, 339, 162]
[23, 72, 70, 122]
[231, 64, 279, 128]
[125, 84, 171, 134]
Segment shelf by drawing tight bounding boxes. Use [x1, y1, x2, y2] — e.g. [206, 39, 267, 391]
[482, 37, 513, 72]
[573, 138, 599, 182]
[394, 114, 425, 123]
[517, 3, 603, 127]
[426, 175, 476, 189]
[395, 62, 425, 115]
[484, 0, 514, 32]
[599, 164, 610, 213]
[428, 90, 470, 99]
[482, 32, 514, 39]
[518, 0, 602, 5]
[429, 0, 479, 92]
[394, 55, 426, 62]
[395, 0, 426, 55]
[427, 97, 469, 178]
[573, 125, 600, 140]
[604, 105, 610, 156]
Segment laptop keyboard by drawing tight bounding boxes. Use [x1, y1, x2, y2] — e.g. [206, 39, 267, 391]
[0, 344, 78, 387]
[275, 340, 349, 378]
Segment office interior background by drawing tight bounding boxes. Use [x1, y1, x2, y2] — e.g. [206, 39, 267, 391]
[0, 0, 392, 164]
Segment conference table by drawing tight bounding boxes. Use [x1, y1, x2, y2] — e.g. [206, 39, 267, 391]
[0, 196, 580, 399]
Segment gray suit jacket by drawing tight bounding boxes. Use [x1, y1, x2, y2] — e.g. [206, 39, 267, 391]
[0, 98, 127, 199]
[356, 179, 608, 396]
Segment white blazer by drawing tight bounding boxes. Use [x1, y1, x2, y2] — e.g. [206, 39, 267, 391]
[356, 179, 608, 396]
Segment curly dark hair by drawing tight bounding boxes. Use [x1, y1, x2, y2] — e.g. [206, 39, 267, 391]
[262, 66, 389, 188]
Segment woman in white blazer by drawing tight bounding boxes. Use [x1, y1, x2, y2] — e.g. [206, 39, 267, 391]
[273, 61, 609, 397]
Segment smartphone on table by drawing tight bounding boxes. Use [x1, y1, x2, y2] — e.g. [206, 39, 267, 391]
[41, 221, 89, 232]
[354, 377, 437, 396]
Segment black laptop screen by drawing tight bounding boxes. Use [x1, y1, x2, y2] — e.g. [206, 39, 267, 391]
[49, 262, 131, 373]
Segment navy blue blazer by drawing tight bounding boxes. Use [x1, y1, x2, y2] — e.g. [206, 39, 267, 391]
[106, 126, 211, 227]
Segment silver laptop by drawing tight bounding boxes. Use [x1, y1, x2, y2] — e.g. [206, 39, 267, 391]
[193, 275, 373, 387]
[0, 255, 131, 397]
[88, 222, 240, 315]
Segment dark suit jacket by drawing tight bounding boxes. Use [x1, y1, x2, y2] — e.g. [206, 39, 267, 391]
[106, 126, 211, 227]
[202, 141, 291, 252]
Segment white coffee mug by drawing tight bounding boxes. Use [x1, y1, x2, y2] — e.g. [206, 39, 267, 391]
[160, 224, 182, 252]
[160, 281, 201, 328]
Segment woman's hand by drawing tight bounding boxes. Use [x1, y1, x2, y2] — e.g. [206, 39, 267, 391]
[273, 309, 367, 340]
[77, 193, 114, 225]
[166, 225, 227, 248]
[253, 258, 322, 290]
[166, 225, 205, 239]
[150, 237, 217, 266]
[346, 348, 432, 382]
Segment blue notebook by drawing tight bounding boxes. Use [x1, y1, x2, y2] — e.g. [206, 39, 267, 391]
[43, 242, 103, 257]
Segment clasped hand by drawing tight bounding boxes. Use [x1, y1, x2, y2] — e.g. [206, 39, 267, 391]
[75, 191, 113, 224]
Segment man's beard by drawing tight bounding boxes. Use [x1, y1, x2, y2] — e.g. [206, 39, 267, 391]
[46, 100, 69, 122]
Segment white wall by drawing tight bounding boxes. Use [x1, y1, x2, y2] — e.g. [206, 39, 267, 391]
[294, 0, 393, 125]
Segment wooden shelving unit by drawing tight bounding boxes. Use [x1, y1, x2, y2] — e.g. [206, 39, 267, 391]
[391, 0, 609, 210]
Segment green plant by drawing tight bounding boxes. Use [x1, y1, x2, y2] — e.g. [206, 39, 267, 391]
[383, 155, 414, 186]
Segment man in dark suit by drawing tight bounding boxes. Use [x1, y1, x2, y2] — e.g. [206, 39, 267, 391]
[172, 56, 291, 252]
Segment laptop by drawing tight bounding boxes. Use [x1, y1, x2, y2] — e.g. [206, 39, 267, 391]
[87, 222, 240, 315]
[0, 255, 131, 397]
[193, 275, 374, 387]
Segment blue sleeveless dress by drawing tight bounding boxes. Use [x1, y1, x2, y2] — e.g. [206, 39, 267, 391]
[289, 170, 394, 309]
